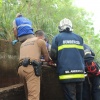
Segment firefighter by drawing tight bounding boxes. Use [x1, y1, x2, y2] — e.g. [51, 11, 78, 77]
[12, 13, 34, 45]
[50, 18, 85, 100]
[82, 44, 100, 100]
[18, 34, 50, 100]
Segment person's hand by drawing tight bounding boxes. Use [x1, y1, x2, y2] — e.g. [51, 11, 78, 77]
[85, 61, 99, 75]
[48, 60, 56, 67]
[12, 40, 18, 45]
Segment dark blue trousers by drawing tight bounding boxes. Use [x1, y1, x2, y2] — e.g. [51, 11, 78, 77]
[61, 82, 83, 100]
[82, 76, 100, 100]
[82, 77, 91, 100]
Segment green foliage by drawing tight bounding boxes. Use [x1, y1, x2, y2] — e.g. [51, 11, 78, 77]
[0, 0, 100, 62]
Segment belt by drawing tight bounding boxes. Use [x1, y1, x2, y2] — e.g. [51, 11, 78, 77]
[18, 58, 41, 68]
[18, 61, 32, 67]
[18, 34, 33, 37]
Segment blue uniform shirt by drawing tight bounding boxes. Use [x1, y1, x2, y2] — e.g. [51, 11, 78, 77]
[15, 17, 34, 37]
[51, 32, 85, 83]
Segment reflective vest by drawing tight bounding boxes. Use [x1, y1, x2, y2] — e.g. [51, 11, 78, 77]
[51, 32, 85, 83]
[15, 17, 34, 37]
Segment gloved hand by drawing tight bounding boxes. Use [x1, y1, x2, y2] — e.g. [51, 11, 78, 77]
[12, 40, 18, 45]
[85, 61, 99, 75]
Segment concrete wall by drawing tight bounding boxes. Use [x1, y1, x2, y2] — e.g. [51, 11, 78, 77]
[0, 84, 26, 100]
[40, 66, 64, 100]
[0, 39, 21, 87]
[0, 39, 64, 100]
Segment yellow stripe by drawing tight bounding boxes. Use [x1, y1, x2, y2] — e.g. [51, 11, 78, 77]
[59, 74, 85, 80]
[58, 44, 83, 51]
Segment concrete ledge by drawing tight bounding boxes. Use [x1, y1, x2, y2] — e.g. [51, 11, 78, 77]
[0, 84, 25, 100]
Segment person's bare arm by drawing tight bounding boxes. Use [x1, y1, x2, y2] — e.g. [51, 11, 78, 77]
[38, 39, 50, 62]
[13, 28, 18, 39]
[13, 20, 18, 39]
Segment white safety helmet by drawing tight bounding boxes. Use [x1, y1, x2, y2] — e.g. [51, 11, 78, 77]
[58, 18, 73, 32]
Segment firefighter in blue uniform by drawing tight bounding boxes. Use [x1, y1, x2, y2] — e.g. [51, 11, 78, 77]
[50, 18, 85, 100]
[12, 13, 34, 44]
[83, 44, 100, 100]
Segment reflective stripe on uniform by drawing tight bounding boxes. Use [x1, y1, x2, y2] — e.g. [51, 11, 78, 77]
[58, 44, 83, 51]
[17, 24, 32, 29]
[84, 52, 91, 55]
[59, 74, 85, 80]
